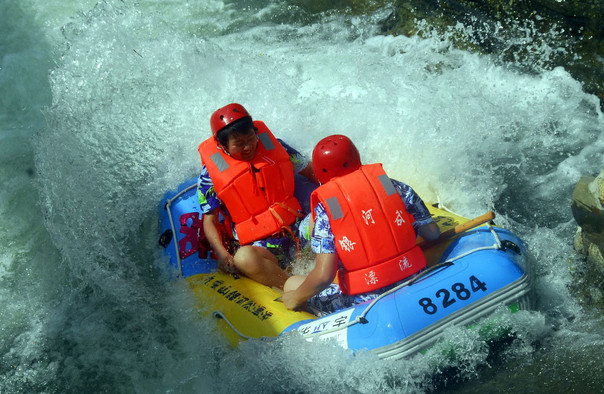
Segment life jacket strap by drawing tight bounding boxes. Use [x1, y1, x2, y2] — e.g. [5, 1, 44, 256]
[277, 202, 305, 218]
[269, 206, 301, 258]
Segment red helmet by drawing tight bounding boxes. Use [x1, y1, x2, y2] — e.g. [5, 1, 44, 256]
[312, 135, 361, 184]
[210, 103, 251, 137]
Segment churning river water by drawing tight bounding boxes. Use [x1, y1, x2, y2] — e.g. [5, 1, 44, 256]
[2, 0, 604, 392]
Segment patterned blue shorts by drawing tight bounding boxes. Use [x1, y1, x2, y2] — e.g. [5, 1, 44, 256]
[307, 282, 400, 314]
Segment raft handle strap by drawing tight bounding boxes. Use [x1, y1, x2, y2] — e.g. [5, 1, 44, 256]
[502, 240, 521, 254]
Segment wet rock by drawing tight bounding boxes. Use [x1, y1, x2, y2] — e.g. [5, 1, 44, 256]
[571, 170, 604, 307]
[574, 227, 604, 269]
[572, 171, 604, 243]
[571, 226, 604, 308]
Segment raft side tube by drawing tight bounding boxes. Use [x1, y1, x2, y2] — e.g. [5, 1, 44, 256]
[281, 227, 531, 355]
[374, 270, 532, 360]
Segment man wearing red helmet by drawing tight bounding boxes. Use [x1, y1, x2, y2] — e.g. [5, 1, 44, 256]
[282, 135, 440, 312]
[197, 103, 318, 289]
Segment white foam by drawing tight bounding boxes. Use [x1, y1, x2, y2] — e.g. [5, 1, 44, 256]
[2, 0, 603, 391]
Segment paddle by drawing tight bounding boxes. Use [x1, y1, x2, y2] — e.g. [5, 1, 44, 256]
[418, 211, 496, 249]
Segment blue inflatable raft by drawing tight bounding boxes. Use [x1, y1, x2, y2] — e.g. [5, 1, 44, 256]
[158, 177, 533, 359]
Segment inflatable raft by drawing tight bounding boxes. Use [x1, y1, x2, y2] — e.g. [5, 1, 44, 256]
[158, 177, 533, 359]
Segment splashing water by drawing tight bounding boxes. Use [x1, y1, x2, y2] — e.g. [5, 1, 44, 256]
[2, 0, 604, 392]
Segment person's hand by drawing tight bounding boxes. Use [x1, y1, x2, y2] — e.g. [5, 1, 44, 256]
[281, 290, 302, 311]
[218, 253, 236, 274]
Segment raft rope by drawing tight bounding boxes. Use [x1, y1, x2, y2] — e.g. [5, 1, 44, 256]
[211, 311, 272, 341]
[299, 223, 506, 339]
[164, 183, 198, 277]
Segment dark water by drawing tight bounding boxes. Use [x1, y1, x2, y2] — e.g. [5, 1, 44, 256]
[1, 0, 603, 392]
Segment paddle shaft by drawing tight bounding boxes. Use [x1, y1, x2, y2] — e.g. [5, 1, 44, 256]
[419, 211, 495, 249]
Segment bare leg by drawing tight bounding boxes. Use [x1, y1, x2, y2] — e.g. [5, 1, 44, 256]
[233, 245, 290, 289]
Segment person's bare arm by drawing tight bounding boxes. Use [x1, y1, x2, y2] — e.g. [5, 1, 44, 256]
[418, 221, 440, 241]
[203, 208, 235, 272]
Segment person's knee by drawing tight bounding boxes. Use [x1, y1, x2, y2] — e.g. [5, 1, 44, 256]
[233, 246, 262, 274]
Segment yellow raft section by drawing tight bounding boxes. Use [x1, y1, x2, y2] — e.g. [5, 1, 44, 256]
[186, 205, 471, 347]
[186, 272, 312, 347]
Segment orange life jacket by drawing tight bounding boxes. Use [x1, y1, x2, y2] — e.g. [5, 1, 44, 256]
[311, 164, 427, 295]
[198, 121, 303, 245]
